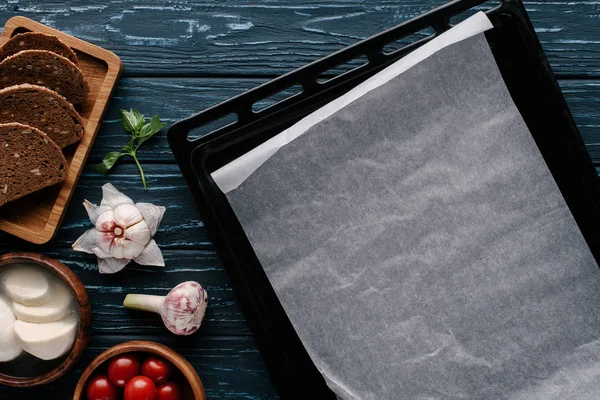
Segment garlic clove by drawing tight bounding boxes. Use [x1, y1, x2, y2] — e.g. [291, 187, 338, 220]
[135, 203, 166, 236]
[110, 237, 145, 260]
[100, 183, 134, 209]
[98, 257, 130, 274]
[133, 239, 165, 267]
[114, 203, 144, 228]
[95, 210, 116, 232]
[96, 231, 114, 254]
[109, 238, 125, 259]
[123, 239, 146, 259]
[126, 220, 151, 246]
[82, 200, 112, 225]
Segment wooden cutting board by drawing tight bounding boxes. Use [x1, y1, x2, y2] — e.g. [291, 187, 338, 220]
[0, 16, 122, 244]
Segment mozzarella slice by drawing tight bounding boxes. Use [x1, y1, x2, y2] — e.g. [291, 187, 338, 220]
[12, 282, 72, 323]
[0, 296, 22, 362]
[2, 264, 52, 306]
[14, 315, 78, 360]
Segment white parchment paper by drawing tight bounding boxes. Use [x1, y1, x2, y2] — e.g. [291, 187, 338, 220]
[219, 16, 600, 400]
[212, 12, 493, 193]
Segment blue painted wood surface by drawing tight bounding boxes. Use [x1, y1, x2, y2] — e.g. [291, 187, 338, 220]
[0, 0, 598, 398]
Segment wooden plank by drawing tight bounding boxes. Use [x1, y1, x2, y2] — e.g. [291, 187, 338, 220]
[0, 1, 597, 77]
[0, 248, 252, 336]
[0, 16, 123, 244]
[90, 77, 264, 163]
[558, 80, 600, 162]
[0, 163, 212, 249]
[1, 79, 598, 248]
[89, 78, 600, 164]
[0, 335, 278, 400]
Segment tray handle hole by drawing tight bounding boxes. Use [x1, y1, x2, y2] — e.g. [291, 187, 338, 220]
[449, 0, 503, 25]
[252, 84, 304, 113]
[317, 54, 369, 84]
[382, 27, 435, 55]
[187, 113, 239, 140]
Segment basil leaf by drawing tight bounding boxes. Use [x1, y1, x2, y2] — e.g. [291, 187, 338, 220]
[96, 152, 123, 174]
[100, 109, 166, 189]
[137, 124, 156, 145]
[149, 114, 167, 135]
[120, 109, 137, 133]
[131, 109, 145, 132]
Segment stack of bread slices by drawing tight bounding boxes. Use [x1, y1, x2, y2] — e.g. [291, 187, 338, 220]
[0, 32, 90, 207]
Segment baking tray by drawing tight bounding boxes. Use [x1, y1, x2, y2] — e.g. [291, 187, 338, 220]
[0, 16, 123, 244]
[168, 0, 600, 397]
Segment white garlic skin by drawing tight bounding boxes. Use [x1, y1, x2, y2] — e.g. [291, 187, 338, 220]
[161, 281, 208, 336]
[73, 183, 166, 273]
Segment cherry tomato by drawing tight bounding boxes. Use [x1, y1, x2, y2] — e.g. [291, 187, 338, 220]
[141, 356, 172, 385]
[86, 375, 118, 400]
[124, 376, 157, 400]
[157, 382, 181, 400]
[108, 353, 141, 387]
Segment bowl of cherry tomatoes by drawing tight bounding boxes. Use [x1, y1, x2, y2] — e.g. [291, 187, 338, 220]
[73, 341, 206, 400]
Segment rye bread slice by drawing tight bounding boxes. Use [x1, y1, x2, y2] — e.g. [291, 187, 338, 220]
[0, 50, 89, 105]
[0, 32, 79, 65]
[0, 84, 84, 148]
[0, 123, 67, 207]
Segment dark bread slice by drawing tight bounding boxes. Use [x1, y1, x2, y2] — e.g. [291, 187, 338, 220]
[0, 123, 68, 207]
[0, 32, 79, 65]
[0, 50, 89, 105]
[0, 84, 84, 148]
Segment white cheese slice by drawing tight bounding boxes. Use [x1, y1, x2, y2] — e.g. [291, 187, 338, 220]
[2, 264, 52, 306]
[14, 315, 78, 360]
[0, 296, 22, 362]
[12, 282, 72, 323]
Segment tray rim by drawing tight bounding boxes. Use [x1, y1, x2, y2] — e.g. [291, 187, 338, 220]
[0, 16, 123, 244]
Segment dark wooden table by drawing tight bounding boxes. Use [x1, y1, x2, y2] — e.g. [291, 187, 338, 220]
[0, 1, 598, 398]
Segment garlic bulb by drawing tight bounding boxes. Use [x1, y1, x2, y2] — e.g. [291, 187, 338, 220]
[123, 281, 208, 336]
[72, 183, 166, 274]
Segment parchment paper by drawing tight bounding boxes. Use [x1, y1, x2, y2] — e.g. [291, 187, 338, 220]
[212, 12, 493, 193]
[223, 27, 600, 400]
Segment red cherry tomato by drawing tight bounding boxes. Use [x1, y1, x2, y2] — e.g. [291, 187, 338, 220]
[86, 375, 118, 400]
[124, 376, 157, 400]
[141, 356, 172, 385]
[108, 354, 141, 387]
[157, 382, 181, 400]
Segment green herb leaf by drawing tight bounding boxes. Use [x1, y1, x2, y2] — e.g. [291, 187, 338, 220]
[131, 109, 145, 132]
[139, 123, 153, 138]
[96, 151, 123, 174]
[138, 115, 167, 146]
[120, 109, 137, 133]
[99, 110, 166, 189]
[150, 115, 167, 134]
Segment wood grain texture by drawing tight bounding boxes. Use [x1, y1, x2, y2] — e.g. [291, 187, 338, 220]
[0, 163, 212, 250]
[82, 78, 600, 164]
[0, 248, 253, 337]
[0, 17, 122, 244]
[74, 341, 206, 400]
[0, 335, 277, 400]
[0, 0, 597, 77]
[0, 1, 598, 399]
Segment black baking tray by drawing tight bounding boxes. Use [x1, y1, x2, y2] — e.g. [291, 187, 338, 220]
[168, 0, 600, 398]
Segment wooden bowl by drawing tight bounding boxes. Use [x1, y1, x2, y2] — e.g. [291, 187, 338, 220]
[73, 341, 206, 400]
[0, 252, 92, 387]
